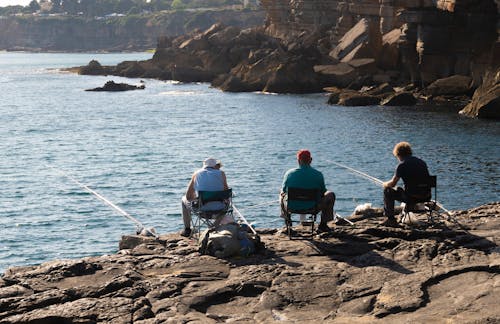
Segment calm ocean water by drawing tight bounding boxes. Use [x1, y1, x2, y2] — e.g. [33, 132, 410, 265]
[0, 52, 498, 273]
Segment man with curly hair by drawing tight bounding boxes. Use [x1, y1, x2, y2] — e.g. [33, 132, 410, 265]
[382, 142, 431, 227]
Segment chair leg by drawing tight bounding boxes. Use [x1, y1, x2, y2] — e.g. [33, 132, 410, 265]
[190, 216, 198, 239]
[284, 215, 293, 238]
[310, 215, 317, 237]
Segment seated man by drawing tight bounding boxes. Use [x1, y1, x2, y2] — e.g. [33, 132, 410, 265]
[181, 157, 229, 237]
[382, 142, 431, 227]
[280, 149, 336, 233]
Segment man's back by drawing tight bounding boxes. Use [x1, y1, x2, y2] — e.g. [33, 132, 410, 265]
[194, 168, 225, 210]
[282, 165, 326, 210]
[396, 156, 430, 197]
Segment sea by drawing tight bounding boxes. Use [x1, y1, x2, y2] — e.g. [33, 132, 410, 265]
[0, 52, 499, 274]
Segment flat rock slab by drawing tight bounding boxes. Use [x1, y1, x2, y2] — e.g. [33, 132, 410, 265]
[0, 202, 499, 323]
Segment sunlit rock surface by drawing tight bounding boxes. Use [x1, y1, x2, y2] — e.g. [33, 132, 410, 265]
[0, 202, 498, 323]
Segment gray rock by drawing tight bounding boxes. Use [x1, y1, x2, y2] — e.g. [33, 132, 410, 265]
[426, 75, 473, 96]
[1, 202, 499, 323]
[460, 70, 500, 119]
[381, 91, 417, 106]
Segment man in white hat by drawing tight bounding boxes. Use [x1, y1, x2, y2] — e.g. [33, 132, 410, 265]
[180, 158, 229, 237]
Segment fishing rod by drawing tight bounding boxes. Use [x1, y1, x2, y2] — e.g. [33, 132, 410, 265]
[326, 160, 453, 215]
[232, 204, 258, 235]
[326, 160, 384, 186]
[335, 212, 354, 226]
[48, 165, 159, 239]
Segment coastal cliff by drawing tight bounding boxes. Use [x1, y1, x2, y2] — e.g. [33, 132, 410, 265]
[0, 203, 498, 323]
[260, 0, 499, 87]
[0, 10, 265, 52]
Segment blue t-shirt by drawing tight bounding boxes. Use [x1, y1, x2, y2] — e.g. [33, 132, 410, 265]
[282, 164, 326, 210]
[194, 167, 225, 211]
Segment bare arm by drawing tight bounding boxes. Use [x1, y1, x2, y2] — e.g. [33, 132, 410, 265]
[185, 174, 196, 200]
[383, 175, 399, 188]
[221, 171, 229, 190]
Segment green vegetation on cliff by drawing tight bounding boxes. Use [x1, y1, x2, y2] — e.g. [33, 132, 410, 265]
[0, 0, 252, 17]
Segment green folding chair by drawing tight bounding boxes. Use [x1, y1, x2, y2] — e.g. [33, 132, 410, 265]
[283, 187, 321, 239]
[190, 188, 233, 238]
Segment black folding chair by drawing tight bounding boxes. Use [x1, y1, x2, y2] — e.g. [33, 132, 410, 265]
[401, 176, 439, 224]
[190, 188, 233, 238]
[283, 187, 321, 239]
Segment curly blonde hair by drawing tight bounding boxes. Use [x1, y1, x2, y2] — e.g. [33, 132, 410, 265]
[393, 142, 413, 158]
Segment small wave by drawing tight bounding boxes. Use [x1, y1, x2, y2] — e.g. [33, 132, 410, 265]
[158, 90, 202, 96]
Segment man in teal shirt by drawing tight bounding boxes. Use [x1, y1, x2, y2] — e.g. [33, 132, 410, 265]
[280, 149, 336, 232]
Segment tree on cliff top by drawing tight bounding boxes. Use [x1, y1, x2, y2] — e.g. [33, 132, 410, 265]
[28, 0, 41, 12]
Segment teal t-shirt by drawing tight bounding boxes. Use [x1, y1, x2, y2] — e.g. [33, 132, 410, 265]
[282, 164, 326, 210]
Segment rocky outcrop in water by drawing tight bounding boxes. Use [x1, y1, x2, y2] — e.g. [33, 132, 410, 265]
[85, 80, 145, 92]
[0, 202, 498, 323]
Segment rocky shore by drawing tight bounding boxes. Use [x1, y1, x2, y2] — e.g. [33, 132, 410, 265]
[1, 202, 498, 323]
[68, 0, 500, 119]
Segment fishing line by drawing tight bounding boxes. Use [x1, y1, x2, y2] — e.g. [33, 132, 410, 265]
[48, 165, 159, 239]
[243, 199, 279, 209]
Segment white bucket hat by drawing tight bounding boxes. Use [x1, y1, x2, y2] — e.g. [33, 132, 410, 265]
[203, 158, 217, 168]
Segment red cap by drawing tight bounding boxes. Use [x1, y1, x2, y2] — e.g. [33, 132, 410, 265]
[297, 149, 311, 162]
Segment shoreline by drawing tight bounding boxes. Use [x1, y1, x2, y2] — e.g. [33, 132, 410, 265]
[1, 202, 498, 322]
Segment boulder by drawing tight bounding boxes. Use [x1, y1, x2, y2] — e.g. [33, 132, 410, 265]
[115, 61, 146, 78]
[426, 75, 473, 96]
[79, 60, 109, 75]
[208, 26, 241, 46]
[330, 18, 382, 62]
[381, 91, 417, 106]
[199, 50, 234, 75]
[314, 63, 357, 88]
[171, 66, 214, 83]
[178, 36, 210, 51]
[460, 70, 500, 119]
[378, 28, 402, 70]
[264, 58, 323, 93]
[365, 83, 394, 96]
[347, 58, 377, 74]
[325, 86, 343, 105]
[202, 22, 226, 38]
[338, 91, 381, 106]
[213, 74, 261, 92]
[85, 80, 145, 92]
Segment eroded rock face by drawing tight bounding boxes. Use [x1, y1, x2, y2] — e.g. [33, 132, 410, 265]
[261, 0, 498, 95]
[460, 69, 500, 118]
[0, 203, 498, 323]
